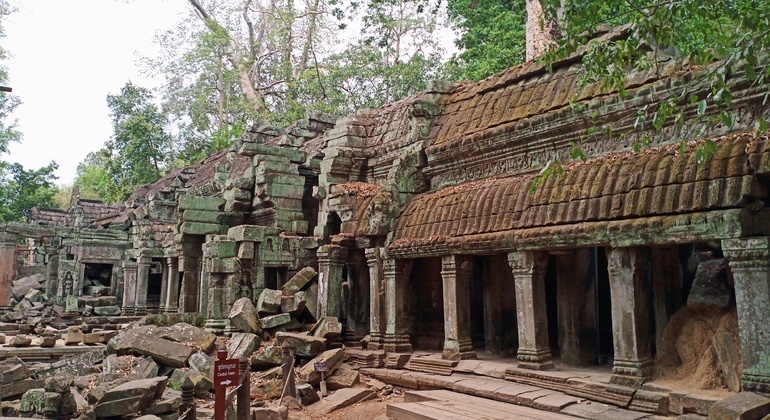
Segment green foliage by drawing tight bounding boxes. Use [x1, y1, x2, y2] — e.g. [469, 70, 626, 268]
[73, 149, 117, 203]
[446, 0, 526, 81]
[0, 162, 59, 222]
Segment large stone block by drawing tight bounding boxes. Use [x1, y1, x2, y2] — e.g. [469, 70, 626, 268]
[178, 196, 226, 211]
[257, 289, 283, 315]
[93, 377, 168, 419]
[227, 225, 277, 242]
[311, 317, 342, 341]
[179, 222, 226, 236]
[0, 357, 31, 383]
[20, 389, 61, 417]
[259, 313, 291, 329]
[209, 257, 239, 273]
[227, 333, 261, 358]
[282, 267, 316, 296]
[114, 328, 195, 368]
[280, 291, 307, 314]
[251, 345, 283, 370]
[275, 332, 326, 358]
[229, 297, 261, 334]
[189, 351, 214, 382]
[297, 348, 345, 385]
[156, 323, 217, 353]
[709, 392, 770, 420]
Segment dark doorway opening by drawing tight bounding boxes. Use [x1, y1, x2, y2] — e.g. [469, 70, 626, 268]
[82, 263, 113, 296]
[147, 260, 164, 308]
[596, 248, 614, 364]
[265, 267, 289, 290]
[471, 257, 486, 348]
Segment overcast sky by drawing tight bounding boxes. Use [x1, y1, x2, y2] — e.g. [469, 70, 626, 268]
[3, 0, 188, 184]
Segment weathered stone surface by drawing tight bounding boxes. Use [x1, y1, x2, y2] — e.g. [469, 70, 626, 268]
[82, 332, 101, 345]
[251, 344, 283, 370]
[12, 274, 45, 300]
[227, 332, 261, 358]
[2, 379, 44, 400]
[94, 305, 121, 316]
[65, 326, 84, 345]
[44, 376, 73, 393]
[132, 357, 160, 379]
[311, 316, 342, 340]
[34, 349, 105, 380]
[259, 313, 291, 329]
[39, 335, 57, 347]
[229, 297, 261, 334]
[8, 334, 32, 347]
[308, 387, 375, 414]
[257, 289, 283, 315]
[708, 392, 770, 420]
[297, 348, 345, 385]
[712, 310, 742, 392]
[688, 259, 731, 308]
[0, 357, 31, 383]
[104, 354, 133, 374]
[281, 291, 307, 314]
[178, 195, 226, 211]
[297, 382, 320, 406]
[282, 267, 316, 296]
[93, 377, 168, 418]
[189, 351, 214, 382]
[156, 322, 217, 353]
[142, 389, 181, 415]
[253, 379, 284, 399]
[114, 327, 195, 368]
[327, 364, 360, 390]
[250, 405, 289, 420]
[275, 331, 326, 358]
[20, 389, 61, 417]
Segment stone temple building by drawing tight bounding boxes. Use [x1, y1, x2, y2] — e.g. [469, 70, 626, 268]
[3, 26, 770, 398]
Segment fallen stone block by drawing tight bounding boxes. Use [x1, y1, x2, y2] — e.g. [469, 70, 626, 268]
[311, 316, 342, 341]
[114, 327, 195, 368]
[34, 349, 105, 380]
[257, 289, 283, 315]
[251, 344, 283, 370]
[280, 291, 307, 314]
[189, 351, 214, 382]
[259, 313, 291, 329]
[82, 332, 101, 345]
[132, 357, 160, 379]
[275, 332, 326, 358]
[65, 326, 84, 345]
[44, 376, 73, 394]
[94, 305, 121, 316]
[142, 389, 181, 415]
[251, 405, 289, 420]
[297, 382, 320, 406]
[229, 297, 261, 334]
[12, 274, 44, 300]
[93, 377, 168, 418]
[20, 388, 61, 417]
[185, 370, 213, 398]
[228, 332, 261, 358]
[1, 379, 44, 400]
[308, 387, 376, 414]
[156, 323, 217, 353]
[708, 391, 770, 420]
[0, 357, 31, 383]
[297, 348, 345, 385]
[8, 334, 32, 347]
[282, 267, 316, 295]
[327, 364, 360, 390]
[39, 335, 57, 347]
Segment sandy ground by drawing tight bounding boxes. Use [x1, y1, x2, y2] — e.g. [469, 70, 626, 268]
[289, 394, 402, 420]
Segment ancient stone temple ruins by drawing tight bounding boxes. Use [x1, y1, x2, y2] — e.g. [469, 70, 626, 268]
[4, 27, 770, 398]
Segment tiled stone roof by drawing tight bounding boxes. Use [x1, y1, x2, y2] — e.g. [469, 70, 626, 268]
[29, 208, 73, 227]
[389, 131, 770, 255]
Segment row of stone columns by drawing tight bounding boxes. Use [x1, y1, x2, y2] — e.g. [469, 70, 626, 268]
[122, 256, 181, 314]
[363, 239, 770, 392]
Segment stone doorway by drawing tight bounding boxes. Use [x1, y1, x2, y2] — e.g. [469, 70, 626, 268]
[471, 255, 518, 357]
[82, 262, 113, 296]
[146, 259, 164, 310]
[410, 257, 445, 350]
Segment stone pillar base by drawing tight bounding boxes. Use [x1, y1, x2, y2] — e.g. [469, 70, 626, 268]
[443, 339, 476, 361]
[165, 306, 179, 313]
[367, 333, 385, 350]
[742, 373, 770, 393]
[383, 334, 412, 353]
[205, 319, 227, 335]
[610, 358, 653, 387]
[122, 307, 135, 315]
[517, 348, 554, 370]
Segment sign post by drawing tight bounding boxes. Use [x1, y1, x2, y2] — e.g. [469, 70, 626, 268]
[315, 362, 328, 397]
[214, 350, 239, 420]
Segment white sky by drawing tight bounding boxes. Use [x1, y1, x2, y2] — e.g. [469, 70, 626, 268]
[3, 0, 188, 185]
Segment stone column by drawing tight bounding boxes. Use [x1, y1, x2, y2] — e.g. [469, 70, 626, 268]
[0, 232, 17, 309]
[366, 248, 385, 350]
[165, 257, 180, 312]
[722, 237, 770, 393]
[345, 251, 370, 342]
[317, 245, 348, 318]
[441, 255, 477, 360]
[383, 258, 413, 353]
[508, 251, 552, 370]
[45, 251, 60, 302]
[159, 259, 170, 312]
[122, 261, 138, 314]
[555, 249, 597, 367]
[606, 246, 653, 387]
[179, 257, 200, 313]
[135, 256, 151, 315]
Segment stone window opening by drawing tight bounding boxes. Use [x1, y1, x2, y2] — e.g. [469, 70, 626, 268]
[82, 263, 113, 297]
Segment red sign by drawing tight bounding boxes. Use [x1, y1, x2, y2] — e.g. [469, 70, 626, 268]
[214, 359, 239, 388]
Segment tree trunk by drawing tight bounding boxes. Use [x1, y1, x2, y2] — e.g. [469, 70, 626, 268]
[525, 0, 563, 61]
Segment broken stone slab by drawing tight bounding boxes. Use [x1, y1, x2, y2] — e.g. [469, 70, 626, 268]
[708, 392, 770, 420]
[1, 379, 44, 400]
[0, 357, 31, 383]
[12, 274, 45, 300]
[104, 354, 133, 374]
[86, 377, 135, 405]
[259, 313, 291, 329]
[251, 406, 289, 420]
[94, 305, 121, 316]
[229, 297, 261, 334]
[297, 382, 320, 406]
[257, 289, 283, 315]
[251, 344, 283, 370]
[114, 326, 195, 368]
[188, 351, 214, 382]
[34, 349, 105, 380]
[327, 364, 360, 390]
[142, 389, 181, 416]
[93, 377, 169, 419]
[65, 326, 84, 345]
[280, 291, 307, 314]
[227, 332, 261, 358]
[310, 316, 342, 341]
[156, 322, 217, 353]
[282, 267, 317, 296]
[253, 379, 285, 399]
[20, 388, 61, 417]
[308, 387, 376, 414]
[297, 348, 345, 385]
[132, 357, 160, 379]
[8, 334, 32, 347]
[44, 376, 74, 394]
[82, 332, 101, 345]
[275, 331, 327, 358]
[39, 335, 56, 347]
[185, 369, 213, 398]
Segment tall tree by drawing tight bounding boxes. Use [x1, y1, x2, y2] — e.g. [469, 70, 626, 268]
[0, 162, 59, 222]
[446, 0, 526, 81]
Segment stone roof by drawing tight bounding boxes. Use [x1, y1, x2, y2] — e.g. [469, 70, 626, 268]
[389, 131, 770, 256]
[29, 208, 73, 227]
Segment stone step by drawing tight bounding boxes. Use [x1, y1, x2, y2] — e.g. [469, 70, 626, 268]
[405, 354, 457, 376]
[388, 389, 581, 420]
